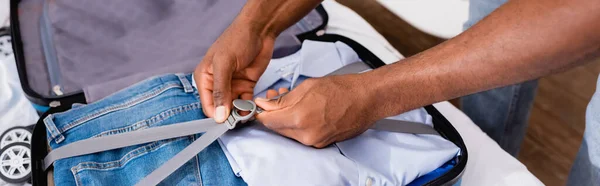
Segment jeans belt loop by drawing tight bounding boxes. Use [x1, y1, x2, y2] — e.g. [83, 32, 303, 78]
[176, 74, 194, 93]
[43, 114, 66, 143]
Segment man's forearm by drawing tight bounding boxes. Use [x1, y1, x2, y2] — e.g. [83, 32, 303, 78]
[235, 0, 323, 38]
[362, 0, 600, 119]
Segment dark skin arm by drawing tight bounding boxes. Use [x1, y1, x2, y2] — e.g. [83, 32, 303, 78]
[196, 0, 600, 148]
[361, 0, 600, 120]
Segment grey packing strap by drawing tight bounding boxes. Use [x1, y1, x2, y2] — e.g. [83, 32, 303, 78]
[372, 119, 439, 135]
[135, 123, 229, 186]
[42, 118, 222, 170]
[42, 118, 439, 171]
[326, 62, 372, 76]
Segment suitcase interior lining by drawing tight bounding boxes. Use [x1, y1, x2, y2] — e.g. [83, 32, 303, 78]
[17, 0, 324, 102]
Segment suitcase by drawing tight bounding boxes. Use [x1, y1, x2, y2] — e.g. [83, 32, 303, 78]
[7, 0, 468, 185]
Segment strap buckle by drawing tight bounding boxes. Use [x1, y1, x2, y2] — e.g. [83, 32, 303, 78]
[225, 99, 260, 129]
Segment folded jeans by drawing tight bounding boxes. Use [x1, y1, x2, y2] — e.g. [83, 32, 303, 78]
[44, 74, 246, 186]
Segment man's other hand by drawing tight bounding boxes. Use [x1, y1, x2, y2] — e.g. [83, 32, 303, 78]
[255, 75, 378, 148]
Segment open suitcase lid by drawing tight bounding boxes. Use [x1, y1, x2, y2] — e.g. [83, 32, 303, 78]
[10, 0, 327, 106]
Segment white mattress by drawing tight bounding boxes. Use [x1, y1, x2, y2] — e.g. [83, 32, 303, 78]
[322, 1, 543, 185]
[377, 0, 469, 39]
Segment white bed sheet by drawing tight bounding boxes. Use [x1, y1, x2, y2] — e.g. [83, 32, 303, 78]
[321, 1, 543, 185]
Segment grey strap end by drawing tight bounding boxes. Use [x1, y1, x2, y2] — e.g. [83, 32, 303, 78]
[370, 119, 439, 136]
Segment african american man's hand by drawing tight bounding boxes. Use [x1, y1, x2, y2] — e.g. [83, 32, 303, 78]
[194, 22, 275, 123]
[255, 75, 381, 148]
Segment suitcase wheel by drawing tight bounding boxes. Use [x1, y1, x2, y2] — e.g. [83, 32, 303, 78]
[0, 127, 32, 149]
[0, 142, 31, 183]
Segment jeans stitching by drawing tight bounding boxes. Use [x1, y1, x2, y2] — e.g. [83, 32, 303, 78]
[503, 84, 521, 147]
[70, 137, 186, 172]
[59, 83, 182, 134]
[194, 135, 203, 186]
[91, 102, 201, 138]
[71, 166, 82, 186]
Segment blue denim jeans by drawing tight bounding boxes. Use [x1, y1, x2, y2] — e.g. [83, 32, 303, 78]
[466, 0, 600, 185]
[43, 74, 246, 186]
[566, 76, 600, 185]
[460, 80, 538, 156]
[463, 0, 538, 157]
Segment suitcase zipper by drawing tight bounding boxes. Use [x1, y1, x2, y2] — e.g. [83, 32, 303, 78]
[40, 0, 63, 96]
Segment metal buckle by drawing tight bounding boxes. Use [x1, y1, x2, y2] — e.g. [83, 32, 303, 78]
[224, 99, 259, 129]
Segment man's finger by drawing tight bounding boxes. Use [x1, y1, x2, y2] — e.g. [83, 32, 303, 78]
[240, 93, 253, 101]
[278, 88, 289, 95]
[195, 64, 215, 118]
[212, 54, 236, 123]
[199, 87, 215, 118]
[231, 79, 255, 94]
[266, 90, 278, 99]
